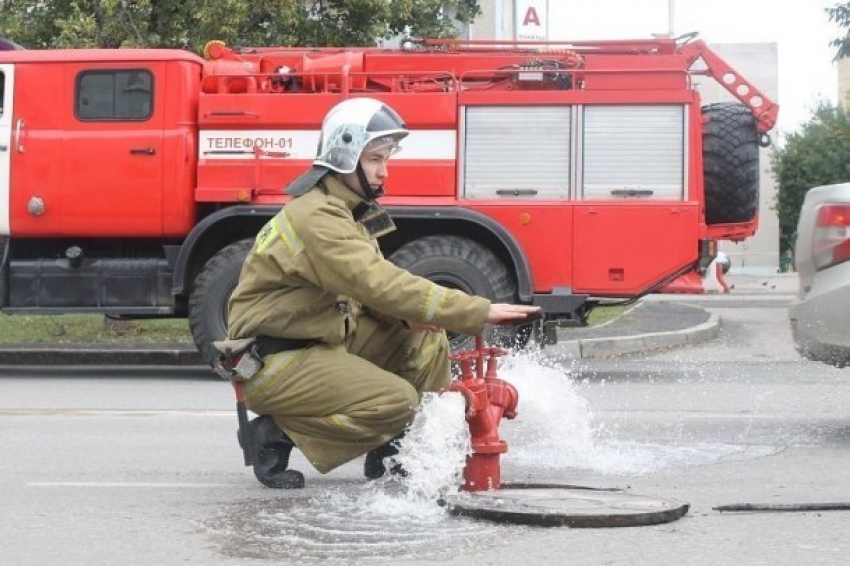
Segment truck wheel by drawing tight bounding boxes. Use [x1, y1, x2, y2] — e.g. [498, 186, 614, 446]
[188, 239, 252, 366]
[702, 102, 760, 224]
[388, 235, 529, 349]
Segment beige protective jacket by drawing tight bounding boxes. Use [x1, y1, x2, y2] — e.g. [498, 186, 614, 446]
[228, 175, 490, 342]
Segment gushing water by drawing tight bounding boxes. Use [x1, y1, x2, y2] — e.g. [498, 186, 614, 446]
[500, 352, 598, 464]
[348, 390, 472, 523]
[377, 391, 470, 503]
[501, 350, 777, 475]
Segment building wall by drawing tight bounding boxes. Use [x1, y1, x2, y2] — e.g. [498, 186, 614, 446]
[470, 0, 513, 40]
[839, 57, 850, 107]
[470, 0, 497, 39]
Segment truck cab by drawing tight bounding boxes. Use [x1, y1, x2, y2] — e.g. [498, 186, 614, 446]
[0, 50, 202, 312]
[2, 50, 202, 237]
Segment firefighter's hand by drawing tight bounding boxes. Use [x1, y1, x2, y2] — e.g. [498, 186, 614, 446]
[487, 304, 541, 325]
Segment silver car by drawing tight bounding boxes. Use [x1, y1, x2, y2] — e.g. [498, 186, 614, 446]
[789, 183, 850, 367]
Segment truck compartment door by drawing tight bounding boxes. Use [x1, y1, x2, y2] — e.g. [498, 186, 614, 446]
[574, 104, 695, 294]
[573, 203, 699, 294]
[580, 105, 686, 201]
[462, 105, 572, 200]
[0, 63, 13, 235]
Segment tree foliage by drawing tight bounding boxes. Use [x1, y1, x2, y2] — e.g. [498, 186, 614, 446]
[0, 0, 481, 51]
[773, 103, 850, 254]
[828, 1, 850, 59]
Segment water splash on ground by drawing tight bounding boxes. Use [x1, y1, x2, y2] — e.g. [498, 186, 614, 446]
[208, 487, 516, 563]
[207, 392, 514, 562]
[208, 351, 779, 560]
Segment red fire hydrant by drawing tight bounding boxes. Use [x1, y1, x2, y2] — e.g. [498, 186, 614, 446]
[449, 335, 518, 491]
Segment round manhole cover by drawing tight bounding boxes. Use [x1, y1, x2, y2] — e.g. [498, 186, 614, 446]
[442, 483, 689, 527]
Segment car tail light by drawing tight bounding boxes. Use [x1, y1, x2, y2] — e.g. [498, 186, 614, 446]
[813, 203, 850, 270]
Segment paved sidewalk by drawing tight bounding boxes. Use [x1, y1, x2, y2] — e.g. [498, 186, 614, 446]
[549, 301, 718, 359]
[724, 272, 798, 294]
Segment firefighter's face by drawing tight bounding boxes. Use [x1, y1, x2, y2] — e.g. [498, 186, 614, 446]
[341, 143, 396, 197]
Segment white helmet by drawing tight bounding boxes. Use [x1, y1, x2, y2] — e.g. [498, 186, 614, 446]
[314, 98, 409, 174]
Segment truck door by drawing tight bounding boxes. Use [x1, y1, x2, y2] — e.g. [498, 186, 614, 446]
[573, 104, 698, 294]
[0, 64, 12, 235]
[61, 63, 165, 236]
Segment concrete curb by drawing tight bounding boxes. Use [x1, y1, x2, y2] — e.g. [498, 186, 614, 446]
[546, 313, 721, 359]
[0, 344, 203, 366]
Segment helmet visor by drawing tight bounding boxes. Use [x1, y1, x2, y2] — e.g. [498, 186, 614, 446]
[362, 134, 404, 157]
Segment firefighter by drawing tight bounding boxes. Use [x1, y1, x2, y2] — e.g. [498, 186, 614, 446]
[227, 97, 539, 488]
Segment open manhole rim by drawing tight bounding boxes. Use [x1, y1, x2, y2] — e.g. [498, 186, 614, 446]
[441, 482, 689, 528]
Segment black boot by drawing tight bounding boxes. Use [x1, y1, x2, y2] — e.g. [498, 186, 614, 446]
[364, 436, 407, 480]
[238, 415, 305, 489]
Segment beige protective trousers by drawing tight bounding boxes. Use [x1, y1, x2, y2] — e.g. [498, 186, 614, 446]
[241, 315, 451, 473]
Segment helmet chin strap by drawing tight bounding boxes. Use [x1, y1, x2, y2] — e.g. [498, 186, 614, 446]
[356, 164, 384, 200]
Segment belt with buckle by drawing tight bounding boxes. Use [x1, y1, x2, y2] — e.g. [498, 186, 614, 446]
[255, 336, 317, 357]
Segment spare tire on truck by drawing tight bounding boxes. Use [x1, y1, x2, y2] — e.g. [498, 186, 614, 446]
[702, 102, 761, 225]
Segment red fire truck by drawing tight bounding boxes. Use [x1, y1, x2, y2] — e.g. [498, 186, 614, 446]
[0, 35, 777, 364]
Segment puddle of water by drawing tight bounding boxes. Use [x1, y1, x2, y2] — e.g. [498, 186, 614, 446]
[208, 392, 516, 562]
[208, 489, 517, 562]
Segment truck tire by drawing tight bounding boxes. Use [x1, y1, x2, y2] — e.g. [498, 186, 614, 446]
[388, 235, 529, 349]
[188, 239, 252, 366]
[702, 102, 760, 224]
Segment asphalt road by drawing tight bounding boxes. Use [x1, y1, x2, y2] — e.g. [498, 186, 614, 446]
[2, 288, 849, 565]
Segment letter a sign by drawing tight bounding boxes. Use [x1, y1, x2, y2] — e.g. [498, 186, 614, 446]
[516, 0, 548, 41]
